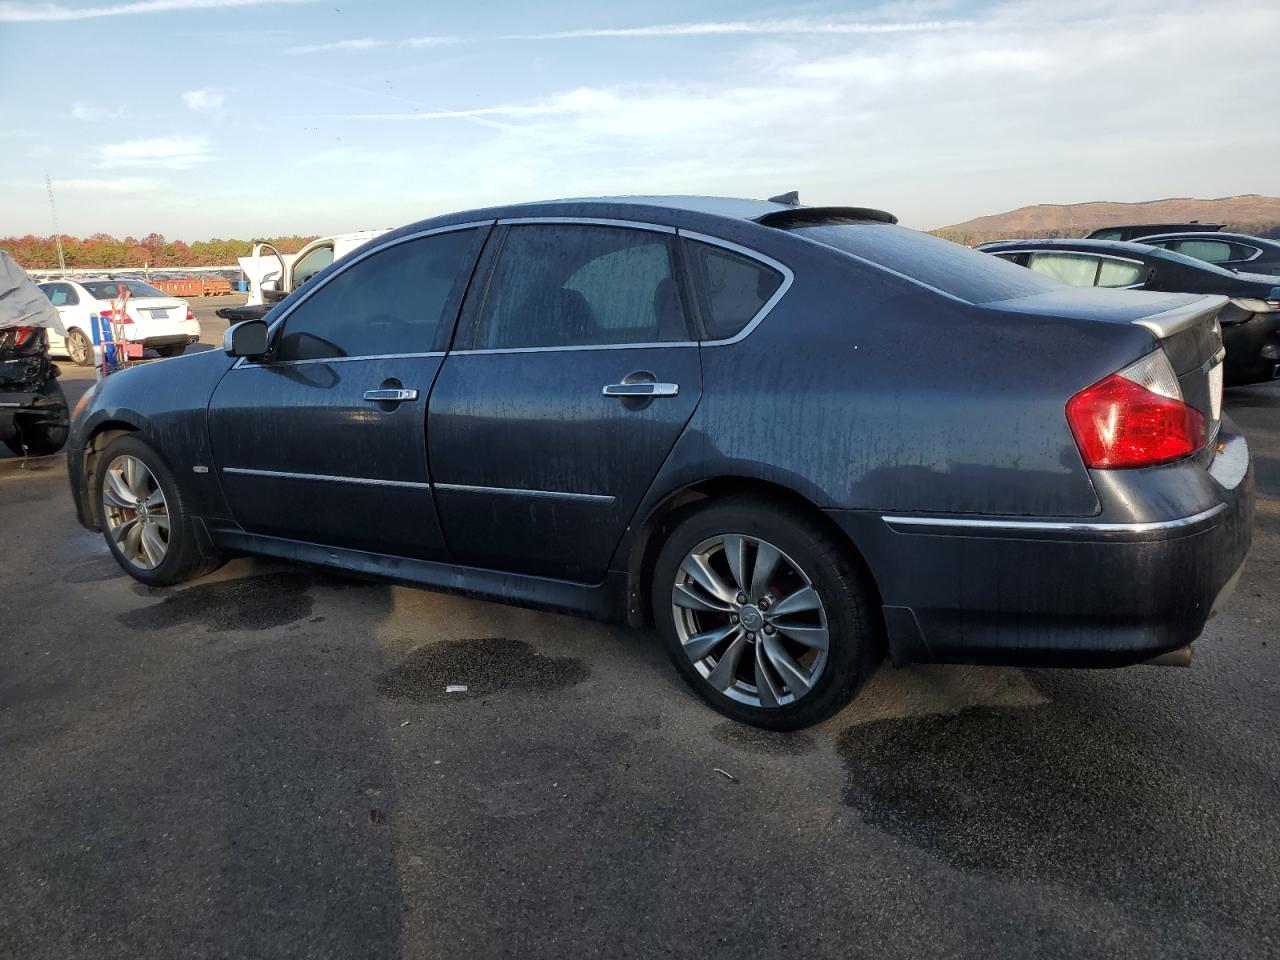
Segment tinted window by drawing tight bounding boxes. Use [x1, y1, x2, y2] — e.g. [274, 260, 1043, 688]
[1097, 258, 1144, 287]
[276, 228, 481, 361]
[475, 224, 688, 349]
[1090, 229, 1125, 241]
[784, 222, 1061, 303]
[1028, 252, 1101, 287]
[685, 240, 783, 340]
[41, 283, 79, 306]
[291, 244, 334, 288]
[1175, 239, 1233, 263]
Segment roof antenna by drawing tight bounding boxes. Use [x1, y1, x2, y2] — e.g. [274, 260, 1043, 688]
[768, 190, 799, 206]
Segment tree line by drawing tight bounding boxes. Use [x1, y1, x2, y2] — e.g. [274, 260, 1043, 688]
[1, 234, 320, 269]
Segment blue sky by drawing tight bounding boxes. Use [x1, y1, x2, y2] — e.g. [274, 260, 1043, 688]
[2, 0, 1278, 239]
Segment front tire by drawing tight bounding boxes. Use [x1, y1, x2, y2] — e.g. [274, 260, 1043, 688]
[93, 434, 221, 586]
[651, 498, 883, 730]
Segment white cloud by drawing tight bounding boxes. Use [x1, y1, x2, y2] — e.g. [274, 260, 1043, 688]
[285, 34, 457, 55]
[0, 0, 310, 21]
[182, 88, 225, 113]
[499, 17, 971, 40]
[97, 136, 213, 169]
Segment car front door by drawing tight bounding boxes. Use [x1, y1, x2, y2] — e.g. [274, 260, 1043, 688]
[426, 220, 703, 583]
[38, 282, 85, 353]
[206, 223, 489, 560]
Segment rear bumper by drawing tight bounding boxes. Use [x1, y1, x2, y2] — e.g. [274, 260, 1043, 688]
[828, 429, 1255, 667]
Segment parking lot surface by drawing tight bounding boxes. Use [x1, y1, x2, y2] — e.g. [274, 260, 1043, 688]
[2, 298, 1278, 959]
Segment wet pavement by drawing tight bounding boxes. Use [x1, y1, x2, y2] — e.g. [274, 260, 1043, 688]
[1, 307, 1278, 959]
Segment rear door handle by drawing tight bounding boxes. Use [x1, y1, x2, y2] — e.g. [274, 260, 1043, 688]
[363, 388, 418, 402]
[602, 382, 679, 398]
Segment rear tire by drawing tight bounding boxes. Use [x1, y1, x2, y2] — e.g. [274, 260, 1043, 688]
[651, 497, 883, 730]
[65, 328, 93, 366]
[94, 434, 222, 586]
[155, 344, 187, 358]
[3, 379, 69, 456]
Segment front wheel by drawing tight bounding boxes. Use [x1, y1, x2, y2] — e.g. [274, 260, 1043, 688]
[93, 434, 222, 586]
[652, 498, 883, 730]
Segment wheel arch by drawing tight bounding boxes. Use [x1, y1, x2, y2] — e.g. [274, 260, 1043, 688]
[81, 420, 141, 530]
[621, 475, 884, 627]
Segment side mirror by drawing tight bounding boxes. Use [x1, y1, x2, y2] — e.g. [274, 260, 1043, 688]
[261, 277, 286, 303]
[224, 319, 270, 359]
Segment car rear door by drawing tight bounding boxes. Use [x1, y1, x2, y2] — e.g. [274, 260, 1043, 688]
[426, 219, 702, 583]
[206, 223, 489, 561]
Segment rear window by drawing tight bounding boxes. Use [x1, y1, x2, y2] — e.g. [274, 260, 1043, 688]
[81, 280, 169, 300]
[782, 221, 1061, 303]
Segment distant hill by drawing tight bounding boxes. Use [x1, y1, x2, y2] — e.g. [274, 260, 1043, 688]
[934, 195, 1280, 245]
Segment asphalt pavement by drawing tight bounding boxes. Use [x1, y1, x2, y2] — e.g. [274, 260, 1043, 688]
[1, 297, 1277, 959]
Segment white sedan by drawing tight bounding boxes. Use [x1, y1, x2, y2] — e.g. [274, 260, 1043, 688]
[36, 278, 200, 365]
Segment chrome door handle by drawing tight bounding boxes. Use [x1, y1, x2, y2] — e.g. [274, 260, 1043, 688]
[602, 382, 679, 398]
[363, 388, 418, 402]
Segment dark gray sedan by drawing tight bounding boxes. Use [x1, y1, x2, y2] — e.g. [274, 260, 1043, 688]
[67, 197, 1254, 729]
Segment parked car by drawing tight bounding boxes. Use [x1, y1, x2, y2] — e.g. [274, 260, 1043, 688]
[1085, 222, 1223, 242]
[1, 252, 69, 456]
[1135, 231, 1280, 276]
[36, 278, 199, 365]
[67, 197, 1253, 729]
[978, 238, 1280, 386]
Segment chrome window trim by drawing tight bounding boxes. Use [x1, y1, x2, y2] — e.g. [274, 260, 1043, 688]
[233, 351, 444, 369]
[262, 219, 496, 339]
[678, 229, 796, 346]
[450, 342, 698, 357]
[882, 502, 1226, 535]
[434, 482, 615, 504]
[222, 466, 432, 490]
[496, 216, 676, 234]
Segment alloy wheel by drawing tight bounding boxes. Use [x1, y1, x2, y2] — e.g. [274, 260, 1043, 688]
[102, 454, 170, 570]
[671, 534, 829, 708]
[67, 330, 91, 366]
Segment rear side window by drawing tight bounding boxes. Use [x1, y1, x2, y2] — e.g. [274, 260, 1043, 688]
[1174, 239, 1233, 263]
[1097, 259, 1144, 287]
[683, 240, 783, 340]
[783, 222, 1061, 303]
[474, 224, 689, 349]
[276, 228, 481, 361]
[1090, 229, 1125, 241]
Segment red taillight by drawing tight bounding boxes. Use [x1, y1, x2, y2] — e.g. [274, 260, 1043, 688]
[1067, 370, 1205, 469]
[11, 326, 35, 346]
[101, 309, 133, 324]
[186, 307, 195, 322]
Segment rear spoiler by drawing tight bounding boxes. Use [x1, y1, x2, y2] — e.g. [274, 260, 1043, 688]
[755, 206, 898, 228]
[1134, 295, 1227, 338]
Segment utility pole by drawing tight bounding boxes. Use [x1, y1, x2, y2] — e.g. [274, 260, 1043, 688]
[45, 174, 66, 274]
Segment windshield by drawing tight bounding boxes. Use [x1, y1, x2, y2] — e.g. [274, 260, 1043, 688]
[80, 280, 170, 300]
[782, 221, 1064, 303]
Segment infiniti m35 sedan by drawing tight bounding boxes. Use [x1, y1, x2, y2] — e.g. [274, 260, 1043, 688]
[68, 197, 1254, 729]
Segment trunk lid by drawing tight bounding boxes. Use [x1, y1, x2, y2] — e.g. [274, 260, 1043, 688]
[121, 297, 188, 339]
[986, 287, 1226, 445]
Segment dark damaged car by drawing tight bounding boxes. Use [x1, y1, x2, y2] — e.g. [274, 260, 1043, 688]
[1, 251, 69, 457]
[67, 197, 1254, 729]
